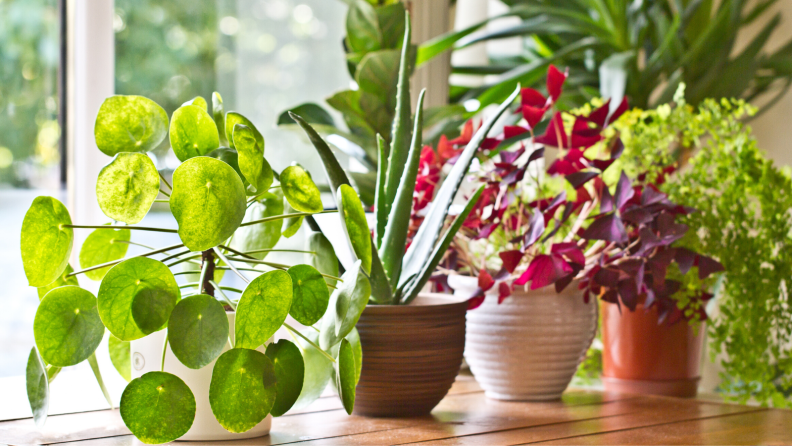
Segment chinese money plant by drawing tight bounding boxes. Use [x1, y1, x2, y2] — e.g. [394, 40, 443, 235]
[434, 66, 723, 324]
[21, 92, 370, 444]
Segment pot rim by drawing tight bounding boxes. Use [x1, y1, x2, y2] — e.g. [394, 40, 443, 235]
[363, 293, 468, 312]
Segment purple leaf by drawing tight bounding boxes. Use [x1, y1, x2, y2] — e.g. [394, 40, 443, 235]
[565, 170, 599, 189]
[696, 255, 725, 279]
[675, 248, 696, 274]
[475, 222, 500, 240]
[555, 263, 582, 293]
[618, 279, 638, 311]
[618, 259, 645, 292]
[641, 185, 667, 206]
[581, 213, 628, 243]
[546, 191, 567, 213]
[500, 147, 525, 165]
[591, 158, 615, 171]
[638, 227, 662, 254]
[593, 267, 620, 288]
[527, 147, 545, 164]
[610, 137, 625, 160]
[552, 242, 586, 265]
[600, 186, 614, 213]
[621, 206, 653, 225]
[523, 209, 546, 248]
[647, 248, 676, 287]
[657, 212, 688, 245]
[613, 171, 634, 210]
[502, 165, 527, 185]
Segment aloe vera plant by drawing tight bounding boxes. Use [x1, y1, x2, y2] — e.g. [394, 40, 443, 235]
[289, 13, 521, 305]
[22, 92, 369, 443]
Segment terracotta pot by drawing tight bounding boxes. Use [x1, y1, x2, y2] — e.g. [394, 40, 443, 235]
[353, 295, 467, 417]
[449, 275, 597, 401]
[601, 303, 705, 397]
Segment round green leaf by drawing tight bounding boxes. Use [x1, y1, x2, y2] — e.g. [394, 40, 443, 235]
[21, 196, 73, 287]
[235, 270, 293, 350]
[170, 105, 220, 162]
[37, 264, 79, 301]
[265, 339, 304, 417]
[287, 264, 330, 326]
[108, 334, 131, 382]
[168, 294, 229, 369]
[79, 226, 130, 281]
[170, 156, 246, 252]
[230, 191, 283, 261]
[98, 257, 180, 341]
[183, 96, 208, 111]
[319, 260, 371, 350]
[335, 338, 357, 415]
[338, 184, 372, 273]
[281, 165, 323, 213]
[307, 231, 339, 288]
[207, 147, 244, 186]
[345, 327, 363, 384]
[282, 204, 305, 239]
[26, 347, 49, 427]
[120, 371, 195, 444]
[34, 286, 104, 367]
[291, 329, 334, 411]
[94, 95, 168, 156]
[209, 348, 276, 433]
[232, 124, 272, 194]
[225, 112, 263, 150]
[96, 153, 160, 224]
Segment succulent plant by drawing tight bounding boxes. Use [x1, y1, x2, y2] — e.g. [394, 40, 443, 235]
[22, 91, 369, 443]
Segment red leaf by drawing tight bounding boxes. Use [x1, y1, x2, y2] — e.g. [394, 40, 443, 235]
[498, 282, 512, 303]
[586, 99, 610, 127]
[450, 120, 474, 145]
[565, 170, 599, 189]
[613, 171, 634, 210]
[499, 250, 524, 273]
[467, 294, 485, 310]
[478, 269, 495, 291]
[504, 125, 529, 140]
[521, 87, 547, 108]
[546, 65, 568, 102]
[551, 242, 585, 265]
[535, 112, 568, 148]
[696, 255, 724, 279]
[521, 105, 547, 129]
[608, 97, 629, 124]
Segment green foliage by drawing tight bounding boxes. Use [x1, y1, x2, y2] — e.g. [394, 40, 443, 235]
[208, 348, 277, 433]
[307, 231, 339, 288]
[120, 371, 196, 444]
[96, 153, 161, 224]
[320, 260, 371, 350]
[22, 88, 371, 439]
[337, 184, 372, 273]
[615, 90, 792, 407]
[334, 339, 357, 415]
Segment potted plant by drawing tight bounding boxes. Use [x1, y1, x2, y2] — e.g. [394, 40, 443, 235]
[433, 67, 722, 400]
[21, 91, 371, 443]
[286, 14, 520, 417]
[610, 87, 792, 405]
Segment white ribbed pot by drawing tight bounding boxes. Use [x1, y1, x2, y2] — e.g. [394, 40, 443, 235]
[130, 312, 271, 441]
[449, 274, 597, 401]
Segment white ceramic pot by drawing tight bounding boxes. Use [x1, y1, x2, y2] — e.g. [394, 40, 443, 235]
[130, 312, 271, 441]
[449, 275, 597, 401]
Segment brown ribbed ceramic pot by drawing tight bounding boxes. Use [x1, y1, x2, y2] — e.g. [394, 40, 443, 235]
[353, 294, 468, 417]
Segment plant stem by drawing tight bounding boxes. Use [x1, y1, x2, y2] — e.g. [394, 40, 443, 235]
[211, 281, 237, 310]
[200, 250, 215, 296]
[283, 323, 335, 363]
[161, 334, 169, 372]
[166, 253, 203, 268]
[213, 247, 249, 283]
[160, 248, 193, 263]
[225, 256, 343, 282]
[62, 224, 177, 234]
[243, 248, 316, 256]
[158, 171, 172, 191]
[113, 240, 155, 250]
[238, 210, 336, 227]
[179, 282, 200, 289]
[68, 243, 185, 277]
[159, 189, 171, 197]
[154, 199, 169, 203]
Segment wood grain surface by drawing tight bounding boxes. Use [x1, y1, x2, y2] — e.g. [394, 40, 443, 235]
[1, 374, 789, 445]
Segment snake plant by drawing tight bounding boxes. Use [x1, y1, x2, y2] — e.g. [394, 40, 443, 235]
[289, 12, 521, 305]
[22, 91, 369, 443]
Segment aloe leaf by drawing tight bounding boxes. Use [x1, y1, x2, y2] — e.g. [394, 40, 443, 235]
[369, 242, 392, 304]
[277, 103, 336, 127]
[374, 134, 388, 248]
[288, 112, 352, 200]
[383, 11, 412, 215]
[401, 185, 485, 304]
[399, 85, 520, 291]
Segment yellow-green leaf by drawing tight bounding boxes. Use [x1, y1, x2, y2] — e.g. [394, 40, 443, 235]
[96, 153, 160, 224]
[94, 95, 168, 156]
[21, 196, 73, 287]
[170, 105, 221, 161]
[79, 226, 130, 281]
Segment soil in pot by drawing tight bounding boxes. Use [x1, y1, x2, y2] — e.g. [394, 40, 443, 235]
[450, 275, 597, 401]
[353, 295, 468, 417]
[601, 303, 705, 397]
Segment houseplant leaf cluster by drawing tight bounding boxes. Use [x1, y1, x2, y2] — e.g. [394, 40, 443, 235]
[612, 88, 792, 407]
[418, 0, 792, 117]
[22, 92, 370, 443]
[289, 12, 521, 305]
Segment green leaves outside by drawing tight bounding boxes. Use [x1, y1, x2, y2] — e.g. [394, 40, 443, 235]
[170, 156, 246, 252]
[281, 165, 323, 213]
[265, 339, 304, 417]
[235, 270, 293, 350]
[120, 371, 195, 444]
[96, 153, 161, 224]
[337, 184, 372, 273]
[108, 335, 131, 382]
[287, 264, 330, 327]
[94, 95, 168, 156]
[98, 257, 180, 341]
[168, 294, 229, 369]
[26, 348, 49, 427]
[21, 196, 73, 287]
[79, 226, 130, 281]
[319, 260, 371, 350]
[209, 348, 276, 433]
[34, 286, 104, 367]
[170, 105, 220, 161]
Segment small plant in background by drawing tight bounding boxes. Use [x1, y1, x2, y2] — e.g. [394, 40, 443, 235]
[22, 90, 370, 443]
[428, 66, 722, 324]
[612, 87, 792, 408]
